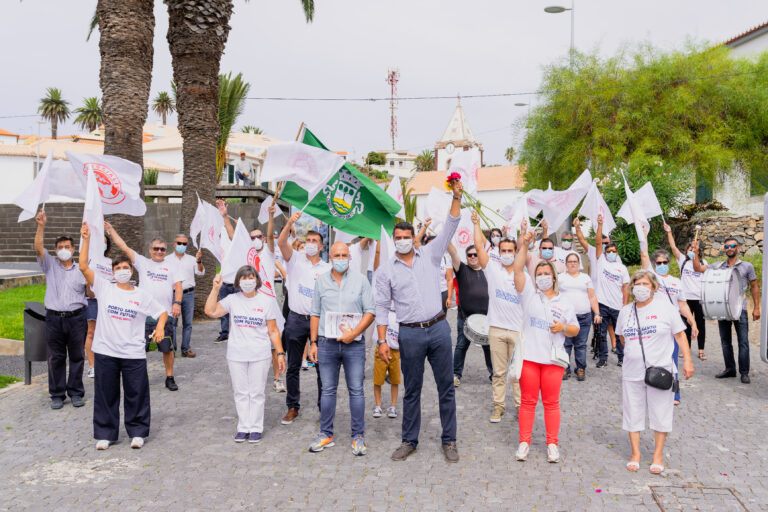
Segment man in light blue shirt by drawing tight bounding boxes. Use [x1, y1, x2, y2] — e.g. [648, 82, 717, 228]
[375, 179, 463, 463]
[308, 242, 375, 456]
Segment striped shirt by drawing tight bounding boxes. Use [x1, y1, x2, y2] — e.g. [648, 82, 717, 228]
[38, 252, 87, 312]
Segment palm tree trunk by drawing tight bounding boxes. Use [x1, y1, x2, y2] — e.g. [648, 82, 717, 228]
[166, 0, 233, 316]
[162, 112, 166, 125]
[97, 0, 154, 255]
[51, 117, 57, 140]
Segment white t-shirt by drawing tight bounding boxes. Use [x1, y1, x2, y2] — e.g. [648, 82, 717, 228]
[587, 244, 622, 283]
[168, 253, 205, 290]
[650, 270, 685, 311]
[220, 292, 280, 362]
[439, 254, 451, 293]
[520, 278, 578, 365]
[676, 255, 706, 300]
[88, 255, 114, 294]
[616, 297, 686, 381]
[91, 276, 165, 359]
[484, 262, 526, 331]
[554, 247, 583, 270]
[285, 253, 331, 315]
[557, 271, 594, 315]
[593, 254, 630, 310]
[488, 246, 501, 265]
[134, 254, 179, 314]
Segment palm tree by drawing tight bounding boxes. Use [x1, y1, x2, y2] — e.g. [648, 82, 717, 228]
[216, 72, 251, 180]
[73, 97, 103, 132]
[401, 179, 417, 224]
[152, 91, 175, 125]
[38, 88, 71, 139]
[414, 149, 435, 173]
[241, 125, 263, 134]
[505, 146, 515, 164]
[95, 0, 155, 255]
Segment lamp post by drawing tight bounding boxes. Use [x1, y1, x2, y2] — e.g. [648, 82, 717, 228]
[544, 0, 575, 68]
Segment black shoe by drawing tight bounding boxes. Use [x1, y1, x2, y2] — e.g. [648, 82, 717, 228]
[741, 374, 751, 384]
[165, 376, 179, 391]
[576, 369, 585, 381]
[562, 372, 571, 381]
[617, 359, 623, 367]
[596, 360, 607, 368]
[715, 369, 737, 379]
[611, 347, 617, 354]
[71, 395, 85, 407]
[214, 335, 227, 344]
[51, 397, 64, 410]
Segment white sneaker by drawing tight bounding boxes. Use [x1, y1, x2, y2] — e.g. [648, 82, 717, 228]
[301, 360, 309, 371]
[387, 406, 398, 418]
[515, 442, 529, 461]
[273, 379, 279, 392]
[372, 405, 383, 418]
[95, 440, 110, 450]
[276, 380, 286, 393]
[88, 367, 95, 379]
[453, 375, 460, 388]
[547, 443, 560, 463]
[130, 437, 144, 449]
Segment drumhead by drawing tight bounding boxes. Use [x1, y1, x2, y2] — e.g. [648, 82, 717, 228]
[466, 314, 489, 336]
[727, 268, 744, 319]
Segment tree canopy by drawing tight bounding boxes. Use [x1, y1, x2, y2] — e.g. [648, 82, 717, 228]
[74, 96, 102, 132]
[519, 44, 768, 195]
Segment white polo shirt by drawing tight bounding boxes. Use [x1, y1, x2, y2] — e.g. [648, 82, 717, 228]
[285, 253, 331, 315]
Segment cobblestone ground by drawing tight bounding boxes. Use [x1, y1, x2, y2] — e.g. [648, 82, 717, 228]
[1, 307, 766, 511]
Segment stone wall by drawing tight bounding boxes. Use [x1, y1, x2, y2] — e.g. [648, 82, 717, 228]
[671, 214, 764, 258]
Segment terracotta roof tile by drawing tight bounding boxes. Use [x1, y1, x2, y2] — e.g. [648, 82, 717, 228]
[723, 20, 768, 46]
[407, 165, 526, 195]
[0, 128, 19, 137]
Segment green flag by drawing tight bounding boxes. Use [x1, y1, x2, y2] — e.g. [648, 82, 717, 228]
[280, 128, 402, 239]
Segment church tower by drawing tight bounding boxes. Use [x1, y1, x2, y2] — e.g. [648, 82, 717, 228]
[434, 102, 484, 171]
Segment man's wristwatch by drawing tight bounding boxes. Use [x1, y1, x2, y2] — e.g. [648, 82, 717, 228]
[310, 339, 317, 345]
[377, 339, 387, 346]
[173, 301, 182, 306]
[276, 352, 285, 357]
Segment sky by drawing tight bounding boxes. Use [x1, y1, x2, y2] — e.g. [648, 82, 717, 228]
[1, 0, 766, 166]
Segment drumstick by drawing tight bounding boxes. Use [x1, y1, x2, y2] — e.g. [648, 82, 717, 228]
[694, 224, 702, 242]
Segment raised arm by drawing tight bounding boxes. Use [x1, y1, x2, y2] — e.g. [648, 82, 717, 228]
[204, 274, 228, 318]
[104, 221, 136, 262]
[690, 240, 707, 273]
[573, 217, 590, 252]
[429, 181, 463, 263]
[278, 211, 301, 262]
[663, 223, 682, 260]
[594, 214, 604, 260]
[414, 218, 430, 250]
[540, 219, 549, 240]
[266, 203, 276, 253]
[217, 200, 235, 241]
[34, 210, 46, 261]
[514, 231, 533, 293]
[447, 242, 461, 272]
[78, 222, 95, 288]
[472, 211, 490, 269]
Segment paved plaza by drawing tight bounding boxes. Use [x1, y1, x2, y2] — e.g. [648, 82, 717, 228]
[1, 307, 767, 511]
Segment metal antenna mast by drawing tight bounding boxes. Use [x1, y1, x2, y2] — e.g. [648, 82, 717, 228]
[386, 69, 399, 150]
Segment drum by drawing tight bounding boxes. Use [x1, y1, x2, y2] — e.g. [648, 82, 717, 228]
[701, 266, 744, 321]
[464, 314, 489, 346]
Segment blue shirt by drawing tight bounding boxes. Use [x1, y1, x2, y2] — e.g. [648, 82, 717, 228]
[310, 269, 375, 337]
[375, 213, 460, 325]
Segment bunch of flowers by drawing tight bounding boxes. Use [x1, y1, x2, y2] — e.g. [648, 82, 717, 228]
[445, 173, 506, 229]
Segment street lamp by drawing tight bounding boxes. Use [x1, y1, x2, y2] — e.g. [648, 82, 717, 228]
[544, 1, 575, 68]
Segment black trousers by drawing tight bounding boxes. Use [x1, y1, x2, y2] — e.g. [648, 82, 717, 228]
[93, 353, 150, 441]
[684, 299, 706, 350]
[284, 311, 321, 412]
[45, 309, 87, 399]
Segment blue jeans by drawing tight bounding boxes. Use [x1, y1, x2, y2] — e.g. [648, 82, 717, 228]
[173, 290, 195, 353]
[453, 316, 492, 379]
[718, 309, 750, 375]
[598, 303, 622, 362]
[218, 283, 236, 338]
[399, 318, 456, 447]
[318, 336, 366, 439]
[565, 312, 592, 373]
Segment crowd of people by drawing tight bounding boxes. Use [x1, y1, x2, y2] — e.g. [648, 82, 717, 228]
[32, 178, 761, 472]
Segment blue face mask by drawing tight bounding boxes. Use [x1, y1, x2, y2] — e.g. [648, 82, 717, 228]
[602, 243, 607, 252]
[606, 252, 617, 263]
[332, 259, 349, 273]
[175, 245, 186, 254]
[655, 264, 669, 275]
[687, 251, 695, 260]
[541, 248, 553, 259]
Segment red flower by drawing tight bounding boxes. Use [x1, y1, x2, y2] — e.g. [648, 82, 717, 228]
[446, 172, 462, 182]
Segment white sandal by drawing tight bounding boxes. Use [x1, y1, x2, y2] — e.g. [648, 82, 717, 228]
[650, 464, 665, 474]
[626, 461, 640, 472]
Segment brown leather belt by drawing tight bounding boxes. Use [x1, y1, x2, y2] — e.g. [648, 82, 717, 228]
[400, 313, 446, 329]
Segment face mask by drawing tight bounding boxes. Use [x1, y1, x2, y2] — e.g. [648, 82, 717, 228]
[561, 241, 572, 250]
[332, 259, 349, 273]
[655, 264, 669, 275]
[114, 269, 132, 284]
[687, 251, 695, 260]
[633, 285, 652, 302]
[602, 243, 607, 252]
[304, 243, 318, 256]
[500, 253, 515, 266]
[239, 279, 257, 293]
[395, 238, 413, 254]
[536, 274, 553, 291]
[175, 245, 186, 254]
[541, 248, 553, 260]
[491, 235, 501, 245]
[252, 238, 264, 251]
[56, 249, 73, 261]
[606, 252, 617, 263]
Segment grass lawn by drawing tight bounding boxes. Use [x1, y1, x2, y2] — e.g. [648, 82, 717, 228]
[0, 375, 21, 389]
[0, 284, 46, 340]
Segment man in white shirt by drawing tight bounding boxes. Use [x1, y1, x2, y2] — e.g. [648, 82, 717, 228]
[235, 151, 254, 185]
[107, 225, 183, 391]
[278, 211, 331, 425]
[168, 234, 205, 358]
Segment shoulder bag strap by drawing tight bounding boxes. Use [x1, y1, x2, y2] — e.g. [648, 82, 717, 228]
[633, 303, 648, 369]
[658, 276, 675, 305]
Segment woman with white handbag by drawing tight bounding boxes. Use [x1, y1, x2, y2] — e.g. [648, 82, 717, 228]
[513, 232, 580, 463]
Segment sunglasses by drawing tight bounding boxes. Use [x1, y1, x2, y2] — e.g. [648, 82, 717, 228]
[655, 260, 669, 265]
[724, 244, 737, 249]
[176, 242, 187, 246]
[251, 235, 263, 240]
[152, 247, 166, 252]
[466, 253, 478, 258]
[606, 249, 617, 254]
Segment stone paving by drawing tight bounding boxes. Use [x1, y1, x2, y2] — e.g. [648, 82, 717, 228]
[1, 307, 767, 511]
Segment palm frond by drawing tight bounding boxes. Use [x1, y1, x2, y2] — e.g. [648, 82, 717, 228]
[38, 87, 71, 122]
[216, 72, 252, 177]
[300, 0, 315, 22]
[86, 9, 98, 41]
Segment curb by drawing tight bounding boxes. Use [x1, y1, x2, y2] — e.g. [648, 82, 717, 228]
[0, 338, 24, 356]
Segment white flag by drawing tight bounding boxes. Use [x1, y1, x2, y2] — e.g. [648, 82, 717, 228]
[448, 147, 481, 194]
[385, 177, 405, 218]
[503, 195, 532, 240]
[65, 152, 146, 216]
[424, 187, 452, 226]
[82, 170, 106, 261]
[191, 198, 225, 262]
[257, 198, 284, 225]
[525, 169, 592, 231]
[261, 142, 343, 202]
[617, 173, 662, 244]
[333, 228, 357, 244]
[578, 180, 617, 235]
[221, 218, 259, 284]
[189, 195, 205, 248]
[451, 208, 475, 263]
[14, 149, 53, 222]
[378, 225, 395, 267]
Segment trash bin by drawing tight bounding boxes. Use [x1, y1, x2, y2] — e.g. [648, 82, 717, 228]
[23, 302, 47, 385]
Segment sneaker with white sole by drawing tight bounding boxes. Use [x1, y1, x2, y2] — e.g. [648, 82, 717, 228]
[131, 437, 144, 449]
[301, 359, 309, 371]
[453, 375, 460, 388]
[547, 443, 560, 463]
[515, 442, 529, 461]
[96, 440, 110, 450]
[489, 405, 504, 423]
[308, 434, 335, 453]
[273, 380, 286, 393]
[372, 405, 383, 418]
[88, 367, 95, 379]
[387, 406, 398, 418]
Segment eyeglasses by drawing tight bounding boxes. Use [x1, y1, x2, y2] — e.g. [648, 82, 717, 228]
[655, 260, 669, 265]
[566, 260, 579, 264]
[466, 253, 478, 258]
[152, 247, 166, 252]
[176, 242, 187, 246]
[724, 244, 737, 249]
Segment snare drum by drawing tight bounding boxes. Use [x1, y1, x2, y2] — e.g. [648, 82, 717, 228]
[464, 314, 489, 346]
[701, 266, 744, 321]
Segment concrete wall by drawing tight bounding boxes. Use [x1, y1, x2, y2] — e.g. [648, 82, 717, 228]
[713, 165, 763, 216]
[728, 32, 768, 59]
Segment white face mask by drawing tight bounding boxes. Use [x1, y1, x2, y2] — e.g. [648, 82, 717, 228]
[239, 279, 257, 293]
[491, 235, 501, 245]
[114, 269, 132, 284]
[535, 274, 553, 291]
[561, 241, 572, 250]
[500, 253, 515, 266]
[56, 248, 73, 261]
[252, 238, 263, 251]
[633, 285, 652, 302]
[395, 238, 413, 254]
[304, 243, 319, 256]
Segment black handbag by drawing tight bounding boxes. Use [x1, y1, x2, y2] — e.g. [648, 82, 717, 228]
[633, 304, 674, 391]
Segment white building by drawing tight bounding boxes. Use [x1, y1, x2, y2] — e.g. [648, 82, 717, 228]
[725, 20, 768, 59]
[434, 104, 484, 172]
[0, 129, 19, 145]
[370, 149, 416, 178]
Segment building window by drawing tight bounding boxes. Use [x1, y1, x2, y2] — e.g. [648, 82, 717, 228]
[390, 161, 394, 166]
[399, 161, 403, 167]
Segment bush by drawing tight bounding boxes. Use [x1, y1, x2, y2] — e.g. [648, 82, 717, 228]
[679, 199, 728, 221]
[143, 168, 159, 185]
